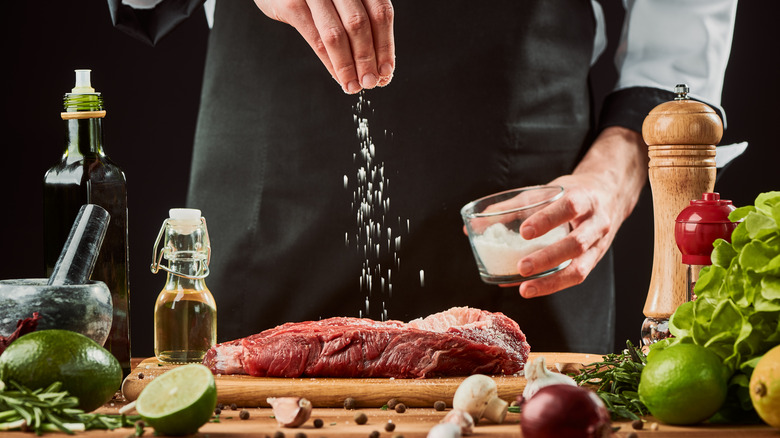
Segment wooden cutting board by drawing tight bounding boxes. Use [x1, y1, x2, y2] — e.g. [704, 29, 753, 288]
[121, 352, 600, 408]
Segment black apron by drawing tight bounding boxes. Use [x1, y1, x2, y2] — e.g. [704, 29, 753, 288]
[188, 0, 616, 354]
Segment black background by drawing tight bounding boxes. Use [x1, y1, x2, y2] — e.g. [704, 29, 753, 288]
[1, 1, 777, 358]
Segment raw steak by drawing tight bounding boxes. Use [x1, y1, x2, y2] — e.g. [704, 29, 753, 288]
[202, 307, 530, 378]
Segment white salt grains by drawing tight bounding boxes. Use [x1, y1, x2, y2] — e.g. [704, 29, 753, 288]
[347, 93, 413, 320]
[472, 223, 568, 275]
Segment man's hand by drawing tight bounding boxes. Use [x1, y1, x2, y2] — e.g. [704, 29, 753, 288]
[511, 126, 649, 298]
[254, 0, 395, 94]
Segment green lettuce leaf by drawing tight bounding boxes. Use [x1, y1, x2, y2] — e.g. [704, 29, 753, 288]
[662, 190, 780, 423]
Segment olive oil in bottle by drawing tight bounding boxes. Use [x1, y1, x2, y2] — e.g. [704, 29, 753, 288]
[151, 208, 216, 363]
[43, 69, 131, 376]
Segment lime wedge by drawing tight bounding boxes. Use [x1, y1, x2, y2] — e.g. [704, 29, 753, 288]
[135, 363, 217, 436]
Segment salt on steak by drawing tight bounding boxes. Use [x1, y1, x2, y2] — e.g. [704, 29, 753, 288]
[202, 307, 530, 378]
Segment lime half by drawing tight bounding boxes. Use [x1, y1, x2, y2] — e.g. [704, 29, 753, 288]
[135, 363, 217, 436]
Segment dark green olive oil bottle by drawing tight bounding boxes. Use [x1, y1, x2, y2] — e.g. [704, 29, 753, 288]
[43, 69, 131, 376]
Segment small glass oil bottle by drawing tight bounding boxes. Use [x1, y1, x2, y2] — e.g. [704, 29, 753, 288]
[151, 208, 216, 363]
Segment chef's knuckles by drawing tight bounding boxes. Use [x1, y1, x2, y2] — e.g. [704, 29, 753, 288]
[253, 0, 394, 94]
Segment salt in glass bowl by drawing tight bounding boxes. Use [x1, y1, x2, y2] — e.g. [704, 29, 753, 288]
[460, 185, 571, 284]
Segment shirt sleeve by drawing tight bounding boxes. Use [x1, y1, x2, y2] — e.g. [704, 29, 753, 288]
[599, 0, 738, 133]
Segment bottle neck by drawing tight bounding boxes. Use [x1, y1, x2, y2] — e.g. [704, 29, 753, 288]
[164, 256, 208, 291]
[64, 117, 105, 159]
[62, 93, 106, 160]
[155, 217, 211, 291]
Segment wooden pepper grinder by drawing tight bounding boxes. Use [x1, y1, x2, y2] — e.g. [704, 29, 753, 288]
[640, 84, 723, 346]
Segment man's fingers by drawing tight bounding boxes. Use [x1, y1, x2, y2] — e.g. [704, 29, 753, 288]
[283, 4, 339, 81]
[518, 247, 600, 298]
[520, 193, 578, 239]
[365, 0, 395, 86]
[307, 0, 361, 93]
[255, 0, 395, 92]
[332, 0, 380, 89]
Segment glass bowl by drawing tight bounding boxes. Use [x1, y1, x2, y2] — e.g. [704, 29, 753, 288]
[460, 185, 571, 284]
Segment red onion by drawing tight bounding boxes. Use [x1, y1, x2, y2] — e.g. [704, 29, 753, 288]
[520, 384, 612, 438]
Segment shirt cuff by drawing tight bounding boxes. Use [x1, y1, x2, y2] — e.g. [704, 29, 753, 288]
[598, 86, 726, 135]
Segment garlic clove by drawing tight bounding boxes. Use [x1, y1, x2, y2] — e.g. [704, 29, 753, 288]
[441, 408, 474, 435]
[427, 422, 462, 438]
[522, 356, 577, 400]
[266, 397, 312, 427]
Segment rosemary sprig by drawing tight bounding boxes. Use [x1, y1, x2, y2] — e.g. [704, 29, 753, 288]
[0, 380, 139, 435]
[571, 340, 649, 421]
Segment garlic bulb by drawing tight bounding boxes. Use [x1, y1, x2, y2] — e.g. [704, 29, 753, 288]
[522, 356, 577, 400]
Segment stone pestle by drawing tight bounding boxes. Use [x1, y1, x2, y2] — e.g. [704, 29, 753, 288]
[48, 204, 110, 286]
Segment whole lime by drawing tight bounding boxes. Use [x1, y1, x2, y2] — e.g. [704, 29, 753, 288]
[638, 342, 728, 425]
[0, 329, 121, 411]
[135, 363, 217, 436]
[750, 344, 780, 429]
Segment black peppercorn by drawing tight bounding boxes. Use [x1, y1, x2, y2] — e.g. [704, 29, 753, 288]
[394, 403, 406, 413]
[384, 421, 396, 432]
[386, 398, 399, 409]
[354, 412, 368, 425]
[313, 418, 324, 428]
[344, 397, 357, 410]
[433, 401, 446, 411]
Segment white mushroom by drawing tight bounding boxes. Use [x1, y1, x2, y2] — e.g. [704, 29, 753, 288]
[521, 356, 577, 400]
[266, 397, 312, 427]
[427, 422, 462, 438]
[441, 408, 474, 435]
[452, 374, 507, 424]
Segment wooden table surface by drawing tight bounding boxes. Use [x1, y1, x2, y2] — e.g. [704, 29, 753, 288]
[2, 358, 776, 437]
[3, 401, 774, 437]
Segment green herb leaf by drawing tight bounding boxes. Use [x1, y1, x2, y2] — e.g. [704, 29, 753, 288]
[572, 340, 647, 421]
[0, 380, 139, 434]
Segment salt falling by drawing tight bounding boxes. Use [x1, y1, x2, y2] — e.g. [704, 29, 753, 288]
[348, 92, 414, 321]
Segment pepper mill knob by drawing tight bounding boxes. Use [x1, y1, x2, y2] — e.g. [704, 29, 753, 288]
[642, 84, 723, 147]
[640, 84, 723, 346]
